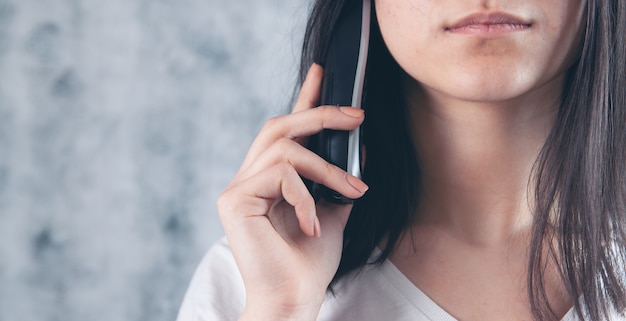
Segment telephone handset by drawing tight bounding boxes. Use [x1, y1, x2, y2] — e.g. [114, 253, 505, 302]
[309, 0, 371, 204]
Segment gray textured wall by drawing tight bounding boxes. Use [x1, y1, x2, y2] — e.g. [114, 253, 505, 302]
[0, 1, 308, 320]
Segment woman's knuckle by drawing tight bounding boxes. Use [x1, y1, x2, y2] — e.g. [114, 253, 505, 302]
[274, 161, 295, 176]
[318, 106, 339, 127]
[298, 193, 314, 208]
[216, 190, 235, 217]
[324, 161, 340, 176]
[311, 105, 325, 119]
[320, 162, 342, 185]
[262, 115, 282, 131]
[274, 137, 294, 151]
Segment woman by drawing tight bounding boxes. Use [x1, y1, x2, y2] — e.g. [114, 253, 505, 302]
[178, 0, 626, 320]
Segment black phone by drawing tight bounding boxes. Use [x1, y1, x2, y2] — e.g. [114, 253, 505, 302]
[309, 0, 371, 204]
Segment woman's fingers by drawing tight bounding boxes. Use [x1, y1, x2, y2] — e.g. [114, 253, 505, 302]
[221, 142, 368, 238]
[219, 64, 368, 240]
[238, 105, 364, 173]
[219, 163, 318, 237]
[239, 63, 361, 172]
[238, 137, 368, 200]
[215, 64, 364, 318]
[292, 63, 324, 113]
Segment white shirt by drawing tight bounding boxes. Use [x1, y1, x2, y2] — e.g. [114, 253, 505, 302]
[177, 238, 625, 321]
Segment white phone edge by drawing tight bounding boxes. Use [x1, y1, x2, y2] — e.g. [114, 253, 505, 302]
[347, 0, 371, 179]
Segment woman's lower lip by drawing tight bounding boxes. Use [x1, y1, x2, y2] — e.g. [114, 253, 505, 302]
[446, 23, 531, 35]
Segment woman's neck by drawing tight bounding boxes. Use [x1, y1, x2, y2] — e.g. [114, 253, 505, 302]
[406, 74, 561, 246]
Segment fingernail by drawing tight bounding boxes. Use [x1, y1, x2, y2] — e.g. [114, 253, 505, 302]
[313, 216, 321, 238]
[339, 107, 364, 118]
[346, 175, 369, 194]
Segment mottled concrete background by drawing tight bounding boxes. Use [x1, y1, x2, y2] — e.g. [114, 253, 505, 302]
[0, 0, 307, 320]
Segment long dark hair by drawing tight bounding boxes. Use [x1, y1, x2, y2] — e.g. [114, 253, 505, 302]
[298, 0, 626, 320]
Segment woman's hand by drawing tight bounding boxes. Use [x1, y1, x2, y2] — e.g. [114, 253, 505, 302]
[217, 64, 368, 321]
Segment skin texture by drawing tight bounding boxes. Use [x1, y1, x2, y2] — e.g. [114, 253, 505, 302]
[219, 65, 368, 321]
[375, 0, 586, 102]
[221, 0, 588, 320]
[375, 0, 586, 319]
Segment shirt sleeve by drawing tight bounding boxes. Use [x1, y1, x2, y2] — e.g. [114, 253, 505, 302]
[176, 237, 246, 321]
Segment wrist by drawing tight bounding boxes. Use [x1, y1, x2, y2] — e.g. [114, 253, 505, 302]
[239, 297, 324, 321]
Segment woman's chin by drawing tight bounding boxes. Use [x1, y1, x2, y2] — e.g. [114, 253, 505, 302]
[414, 69, 546, 105]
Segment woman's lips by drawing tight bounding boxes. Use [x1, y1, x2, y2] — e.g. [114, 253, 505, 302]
[445, 13, 532, 35]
